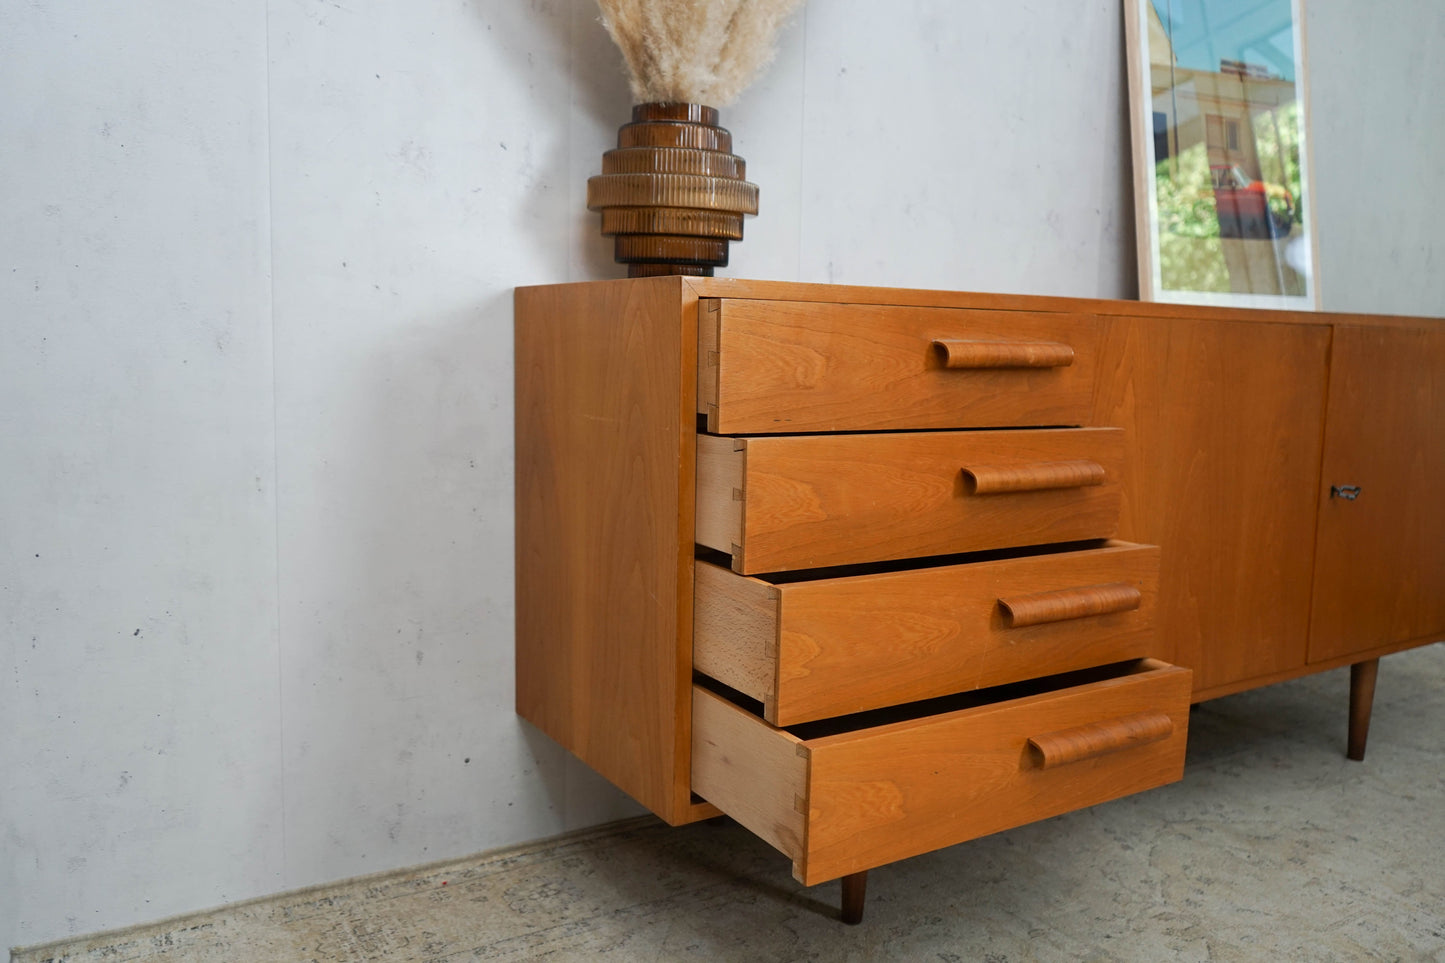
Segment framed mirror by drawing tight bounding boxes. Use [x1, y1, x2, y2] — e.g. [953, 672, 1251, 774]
[1126, 0, 1320, 308]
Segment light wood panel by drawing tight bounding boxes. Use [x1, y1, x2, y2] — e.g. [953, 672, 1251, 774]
[691, 686, 807, 860]
[1093, 315, 1330, 691]
[694, 433, 744, 553]
[1309, 324, 1445, 662]
[696, 428, 1124, 574]
[699, 299, 1100, 433]
[692, 561, 779, 714]
[692, 661, 1192, 886]
[515, 277, 701, 824]
[693, 542, 1160, 726]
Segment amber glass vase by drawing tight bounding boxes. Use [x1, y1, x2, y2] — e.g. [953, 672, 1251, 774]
[586, 103, 758, 277]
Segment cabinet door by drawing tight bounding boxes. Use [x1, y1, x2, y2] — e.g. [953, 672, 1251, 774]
[1094, 316, 1331, 694]
[1308, 324, 1445, 663]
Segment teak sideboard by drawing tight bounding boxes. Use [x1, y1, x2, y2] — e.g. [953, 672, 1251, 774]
[515, 277, 1444, 923]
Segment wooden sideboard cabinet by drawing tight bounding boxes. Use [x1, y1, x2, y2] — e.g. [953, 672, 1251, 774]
[515, 277, 1444, 922]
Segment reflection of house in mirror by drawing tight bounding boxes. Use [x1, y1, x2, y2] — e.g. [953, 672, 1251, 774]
[1148, 0, 1306, 295]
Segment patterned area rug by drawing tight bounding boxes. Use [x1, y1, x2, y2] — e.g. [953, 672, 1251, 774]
[14, 644, 1445, 962]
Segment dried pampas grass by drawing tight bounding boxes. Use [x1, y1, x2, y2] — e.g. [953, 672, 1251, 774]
[597, 0, 804, 107]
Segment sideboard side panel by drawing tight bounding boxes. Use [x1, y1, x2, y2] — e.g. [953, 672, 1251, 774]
[515, 278, 691, 822]
[1094, 314, 1331, 692]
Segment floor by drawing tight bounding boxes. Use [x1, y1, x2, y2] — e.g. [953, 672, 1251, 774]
[14, 644, 1445, 963]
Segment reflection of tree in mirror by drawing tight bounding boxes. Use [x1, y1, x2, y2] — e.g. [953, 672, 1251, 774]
[1156, 144, 1230, 292]
[1156, 144, 1216, 238]
[1252, 99, 1303, 221]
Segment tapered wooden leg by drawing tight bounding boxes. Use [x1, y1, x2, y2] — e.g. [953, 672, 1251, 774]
[1347, 658, 1379, 761]
[840, 871, 867, 925]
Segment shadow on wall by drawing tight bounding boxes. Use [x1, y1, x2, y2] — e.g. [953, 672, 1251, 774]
[284, 291, 532, 870]
[280, 7, 659, 869]
[289, 286, 639, 879]
[475, 0, 631, 283]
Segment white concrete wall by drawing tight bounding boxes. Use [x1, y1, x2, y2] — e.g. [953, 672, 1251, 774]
[2, 0, 1441, 950]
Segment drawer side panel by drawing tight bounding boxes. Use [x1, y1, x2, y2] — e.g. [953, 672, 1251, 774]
[691, 686, 808, 860]
[693, 560, 780, 710]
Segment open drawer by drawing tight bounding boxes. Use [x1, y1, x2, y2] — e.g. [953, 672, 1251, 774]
[691, 659, 1191, 886]
[696, 427, 1124, 574]
[695, 540, 1161, 726]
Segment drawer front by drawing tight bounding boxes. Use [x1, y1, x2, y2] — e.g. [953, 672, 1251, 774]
[698, 298, 1100, 433]
[691, 660, 1192, 886]
[696, 428, 1124, 574]
[695, 542, 1161, 726]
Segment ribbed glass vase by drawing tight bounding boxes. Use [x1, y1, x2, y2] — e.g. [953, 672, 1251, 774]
[586, 103, 758, 277]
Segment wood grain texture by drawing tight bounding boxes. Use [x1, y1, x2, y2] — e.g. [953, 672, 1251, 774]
[933, 339, 1075, 369]
[963, 459, 1106, 494]
[683, 276, 1435, 330]
[515, 277, 700, 824]
[1092, 315, 1330, 690]
[691, 686, 808, 861]
[696, 541, 1160, 726]
[1190, 631, 1442, 703]
[692, 662, 1192, 886]
[694, 433, 744, 554]
[799, 660, 1191, 884]
[697, 298, 720, 424]
[710, 428, 1124, 574]
[1308, 325, 1445, 662]
[1026, 710, 1174, 770]
[1000, 582, 1142, 628]
[700, 299, 1100, 433]
[692, 560, 779, 711]
[515, 276, 1445, 867]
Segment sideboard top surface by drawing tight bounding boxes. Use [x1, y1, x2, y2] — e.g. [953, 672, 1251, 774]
[515, 276, 1443, 329]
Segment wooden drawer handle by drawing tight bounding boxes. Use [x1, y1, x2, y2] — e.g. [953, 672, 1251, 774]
[998, 582, 1142, 628]
[1027, 710, 1175, 770]
[962, 459, 1105, 494]
[933, 339, 1075, 369]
